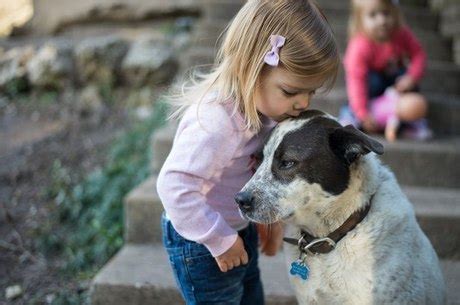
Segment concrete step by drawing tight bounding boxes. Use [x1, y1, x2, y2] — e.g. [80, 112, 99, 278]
[150, 122, 178, 174]
[312, 88, 460, 135]
[317, 0, 429, 9]
[124, 175, 460, 258]
[90, 244, 460, 305]
[202, 0, 438, 32]
[402, 186, 460, 259]
[124, 176, 164, 244]
[378, 136, 460, 188]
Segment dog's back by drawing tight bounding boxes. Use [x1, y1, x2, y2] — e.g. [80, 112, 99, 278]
[363, 165, 445, 304]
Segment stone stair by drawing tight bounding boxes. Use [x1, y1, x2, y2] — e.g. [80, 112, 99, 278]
[90, 0, 460, 304]
[91, 244, 460, 305]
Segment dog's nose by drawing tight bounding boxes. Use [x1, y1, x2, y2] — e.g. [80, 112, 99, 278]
[235, 191, 254, 212]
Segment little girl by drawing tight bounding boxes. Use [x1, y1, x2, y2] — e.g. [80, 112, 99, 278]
[342, 0, 431, 141]
[156, 0, 339, 304]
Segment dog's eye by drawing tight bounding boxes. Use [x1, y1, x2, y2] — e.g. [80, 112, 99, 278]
[279, 160, 296, 169]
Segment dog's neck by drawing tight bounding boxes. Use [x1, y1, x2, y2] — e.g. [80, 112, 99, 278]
[291, 155, 380, 237]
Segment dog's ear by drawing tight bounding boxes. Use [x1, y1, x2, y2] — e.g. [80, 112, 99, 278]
[329, 125, 384, 165]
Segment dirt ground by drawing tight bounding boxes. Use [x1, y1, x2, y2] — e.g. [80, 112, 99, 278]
[0, 93, 131, 304]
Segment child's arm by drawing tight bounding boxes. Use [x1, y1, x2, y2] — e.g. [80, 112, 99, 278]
[215, 236, 248, 272]
[395, 27, 426, 92]
[344, 35, 373, 123]
[157, 106, 244, 259]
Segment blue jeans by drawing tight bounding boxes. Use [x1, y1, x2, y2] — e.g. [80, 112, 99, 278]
[367, 68, 409, 98]
[161, 213, 264, 305]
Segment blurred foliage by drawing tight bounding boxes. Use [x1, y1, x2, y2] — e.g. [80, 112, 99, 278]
[36, 100, 168, 281]
[28, 288, 89, 305]
[3, 77, 29, 97]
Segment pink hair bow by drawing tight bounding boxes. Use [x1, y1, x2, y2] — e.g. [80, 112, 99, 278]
[264, 35, 286, 66]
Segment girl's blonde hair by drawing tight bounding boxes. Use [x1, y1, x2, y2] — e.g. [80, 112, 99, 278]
[348, 0, 404, 38]
[169, 0, 340, 131]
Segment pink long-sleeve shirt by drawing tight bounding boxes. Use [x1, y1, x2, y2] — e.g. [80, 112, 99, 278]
[156, 98, 276, 257]
[344, 26, 427, 121]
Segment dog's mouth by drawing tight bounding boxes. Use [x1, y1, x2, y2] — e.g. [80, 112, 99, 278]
[238, 203, 296, 224]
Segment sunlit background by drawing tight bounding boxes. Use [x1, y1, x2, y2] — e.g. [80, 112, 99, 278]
[0, 0, 33, 37]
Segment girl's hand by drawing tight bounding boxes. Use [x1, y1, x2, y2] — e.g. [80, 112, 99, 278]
[395, 74, 416, 92]
[361, 115, 379, 133]
[215, 236, 248, 272]
[257, 222, 284, 256]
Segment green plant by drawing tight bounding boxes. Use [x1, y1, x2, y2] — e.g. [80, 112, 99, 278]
[4, 77, 29, 97]
[37, 101, 168, 274]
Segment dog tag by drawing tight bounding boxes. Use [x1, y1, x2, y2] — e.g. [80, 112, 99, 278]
[290, 260, 310, 280]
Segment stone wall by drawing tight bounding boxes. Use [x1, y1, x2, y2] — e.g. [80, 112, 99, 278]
[28, 0, 199, 35]
[0, 31, 189, 95]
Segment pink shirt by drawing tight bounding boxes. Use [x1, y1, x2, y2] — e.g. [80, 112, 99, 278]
[344, 26, 426, 121]
[156, 99, 276, 257]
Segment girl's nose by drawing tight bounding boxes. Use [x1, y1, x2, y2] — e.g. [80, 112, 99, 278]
[294, 95, 311, 111]
[376, 14, 386, 24]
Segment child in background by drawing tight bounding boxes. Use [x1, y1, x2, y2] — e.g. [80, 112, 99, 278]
[156, 0, 339, 304]
[342, 0, 432, 141]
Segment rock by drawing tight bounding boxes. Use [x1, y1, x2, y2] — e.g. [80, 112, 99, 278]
[440, 2, 460, 36]
[28, 0, 199, 35]
[121, 37, 178, 87]
[0, 46, 34, 93]
[26, 43, 74, 89]
[0, 94, 9, 109]
[75, 36, 129, 87]
[45, 293, 56, 304]
[126, 87, 156, 107]
[134, 105, 153, 120]
[172, 32, 192, 52]
[5, 285, 23, 300]
[76, 85, 106, 124]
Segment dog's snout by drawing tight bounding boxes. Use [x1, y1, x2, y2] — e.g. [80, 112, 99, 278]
[235, 191, 254, 212]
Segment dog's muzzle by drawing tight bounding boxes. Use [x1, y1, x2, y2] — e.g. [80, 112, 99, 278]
[235, 191, 254, 213]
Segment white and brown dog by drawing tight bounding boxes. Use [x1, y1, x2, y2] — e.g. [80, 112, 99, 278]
[236, 110, 445, 305]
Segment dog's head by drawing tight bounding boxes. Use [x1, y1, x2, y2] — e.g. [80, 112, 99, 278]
[235, 110, 383, 224]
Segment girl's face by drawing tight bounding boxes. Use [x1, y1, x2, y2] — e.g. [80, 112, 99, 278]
[254, 67, 325, 122]
[360, 0, 396, 42]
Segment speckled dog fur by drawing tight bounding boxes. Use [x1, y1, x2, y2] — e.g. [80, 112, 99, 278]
[238, 110, 445, 305]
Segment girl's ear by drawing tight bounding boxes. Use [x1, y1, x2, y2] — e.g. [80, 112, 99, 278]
[329, 125, 384, 166]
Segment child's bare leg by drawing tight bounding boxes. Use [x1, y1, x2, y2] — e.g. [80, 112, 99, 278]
[396, 93, 428, 122]
[385, 116, 399, 142]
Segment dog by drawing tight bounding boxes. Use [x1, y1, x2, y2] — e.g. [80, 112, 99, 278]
[235, 110, 445, 305]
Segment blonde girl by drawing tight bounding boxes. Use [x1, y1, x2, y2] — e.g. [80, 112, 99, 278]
[157, 0, 339, 303]
[343, 0, 431, 141]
